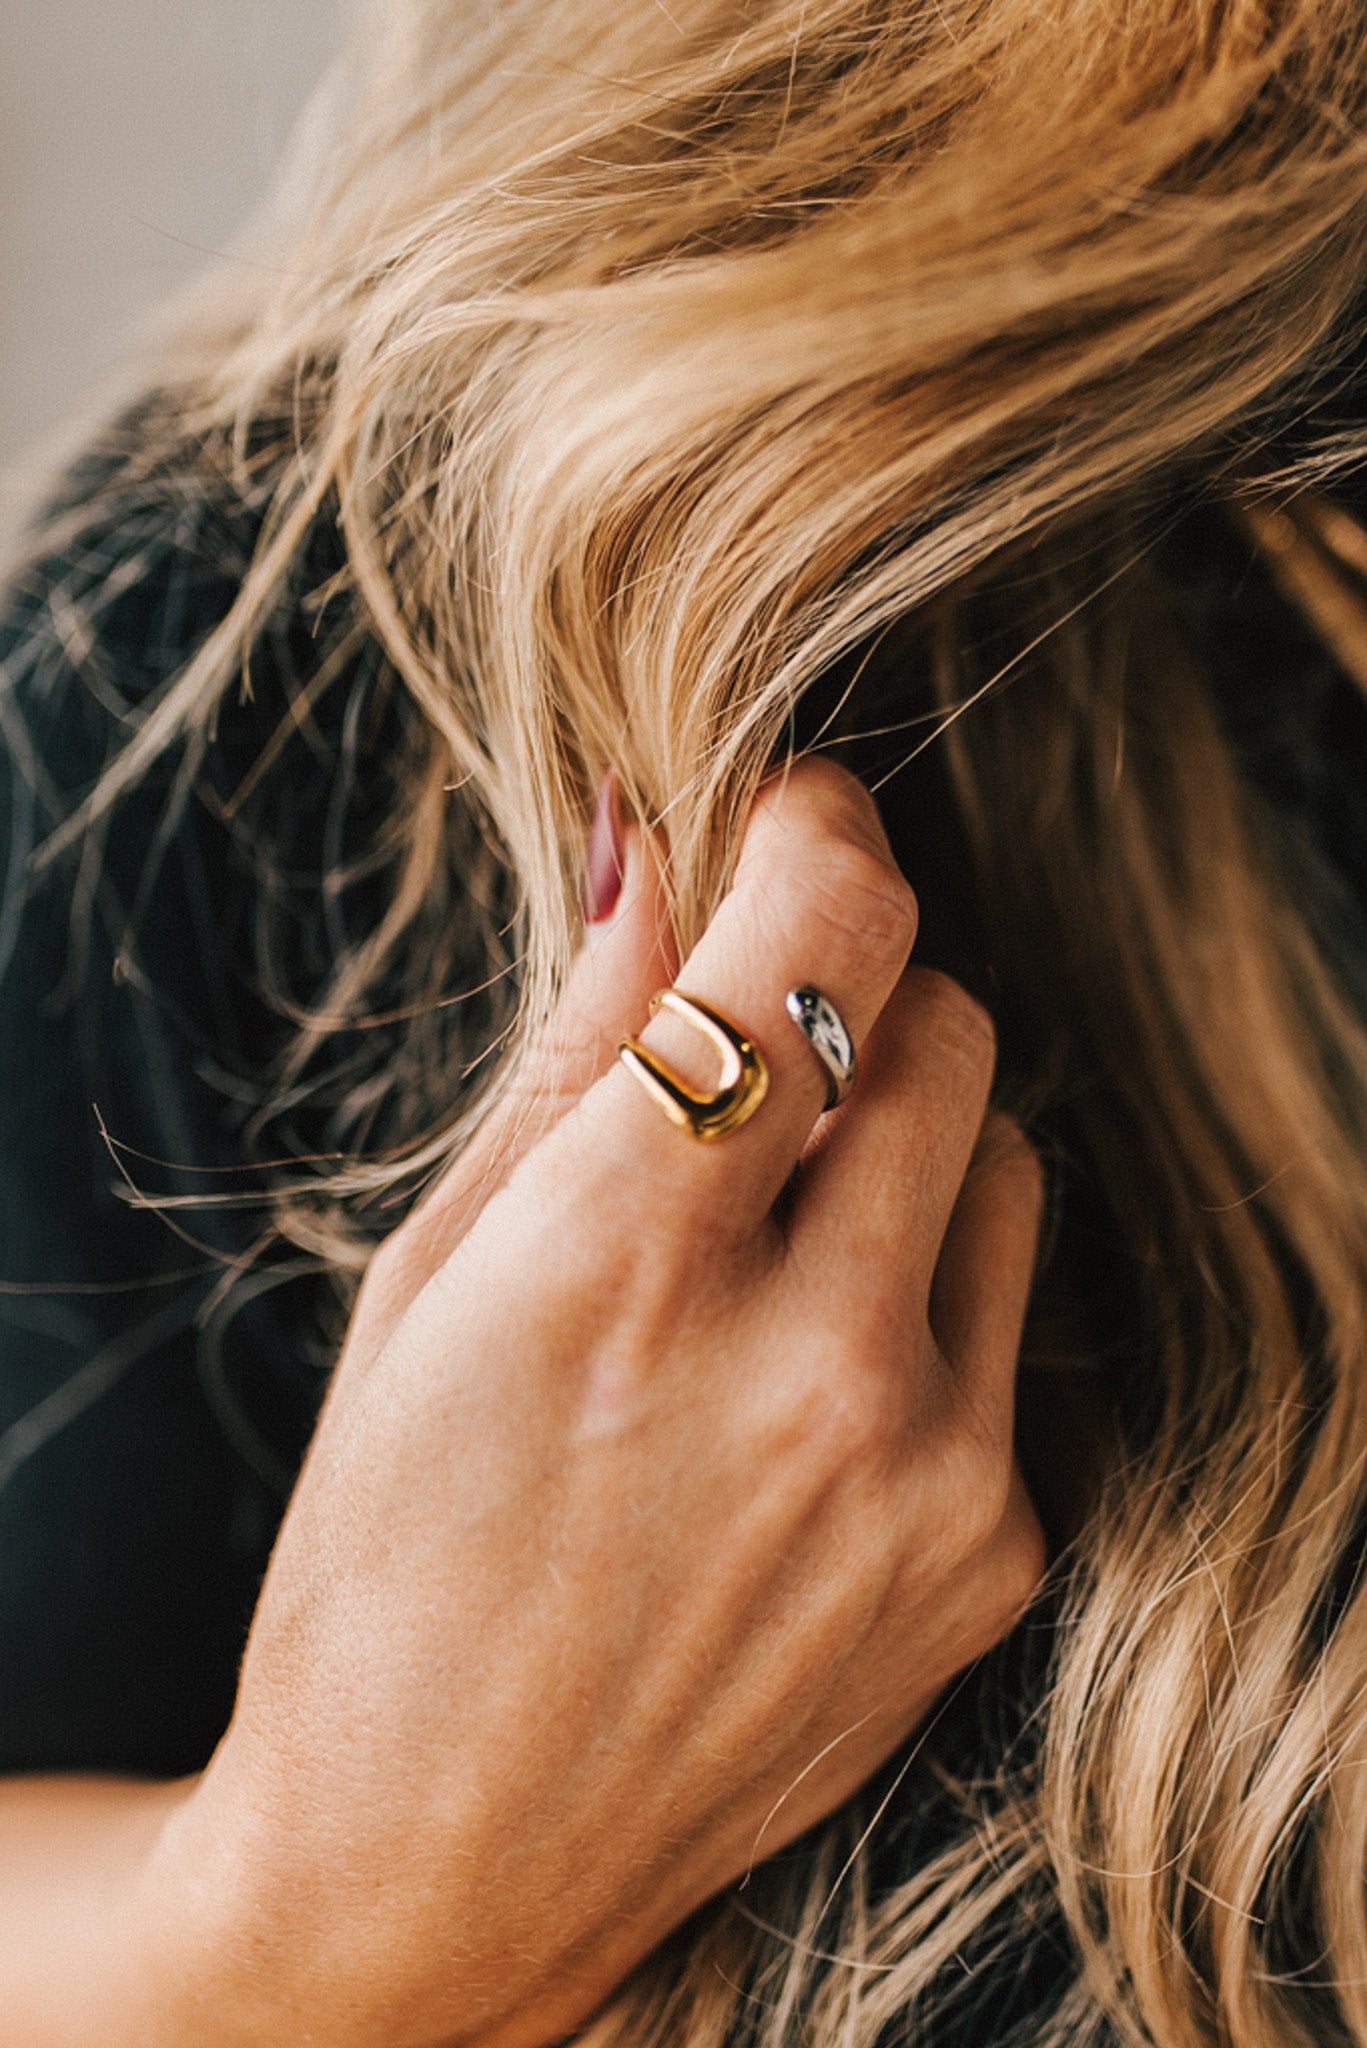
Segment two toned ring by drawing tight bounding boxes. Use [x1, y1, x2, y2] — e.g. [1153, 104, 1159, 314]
[617, 981, 855, 1142]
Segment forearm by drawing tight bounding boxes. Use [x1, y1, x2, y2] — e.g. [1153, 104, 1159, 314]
[0, 1772, 228, 2047]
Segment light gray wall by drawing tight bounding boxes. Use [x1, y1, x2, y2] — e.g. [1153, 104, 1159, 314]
[0, 1, 345, 473]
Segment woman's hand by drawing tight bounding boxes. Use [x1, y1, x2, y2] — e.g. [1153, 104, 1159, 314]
[148, 759, 1045, 2048]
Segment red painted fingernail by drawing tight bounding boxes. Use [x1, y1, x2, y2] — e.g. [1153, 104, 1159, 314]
[581, 772, 626, 923]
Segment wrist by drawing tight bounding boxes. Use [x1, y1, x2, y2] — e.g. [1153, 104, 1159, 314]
[135, 1744, 419, 2048]
[130, 1762, 297, 2048]
[138, 1742, 588, 2048]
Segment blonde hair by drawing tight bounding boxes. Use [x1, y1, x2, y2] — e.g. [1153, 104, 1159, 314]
[22, 0, 1367, 2038]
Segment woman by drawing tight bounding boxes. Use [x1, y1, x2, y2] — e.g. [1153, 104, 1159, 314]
[5, 0, 1367, 2040]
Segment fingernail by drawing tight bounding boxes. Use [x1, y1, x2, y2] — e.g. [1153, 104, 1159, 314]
[581, 772, 626, 924]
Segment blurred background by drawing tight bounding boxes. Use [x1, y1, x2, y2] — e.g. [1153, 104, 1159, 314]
[0, 0, 346, 481]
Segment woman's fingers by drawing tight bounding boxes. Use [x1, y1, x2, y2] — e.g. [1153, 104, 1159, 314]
[347, 795, 676, 1362]
[789, 966, 998, 1290]
[789, 979, 1041, 1434]
[365, 757, 929, 1355]
[581, 756, 919, 1228]
[927, 1110, 1045, 1426]
[480, 806, 678, 1169]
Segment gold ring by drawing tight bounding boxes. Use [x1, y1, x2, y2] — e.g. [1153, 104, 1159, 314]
[618, 989, 769, 1142]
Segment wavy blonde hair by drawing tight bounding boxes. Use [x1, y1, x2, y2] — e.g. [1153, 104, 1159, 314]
[24, 0, 1367, 2039]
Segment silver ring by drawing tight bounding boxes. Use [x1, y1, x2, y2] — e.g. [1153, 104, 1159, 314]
[785, 985, 856, 1111]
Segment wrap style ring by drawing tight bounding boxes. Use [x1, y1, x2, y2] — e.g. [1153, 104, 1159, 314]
[618, 989, 770, 1142]
[785, 985, 856, 1110]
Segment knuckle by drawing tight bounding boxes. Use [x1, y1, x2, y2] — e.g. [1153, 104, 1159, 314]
[957, 1533, 1045, 1664]
[801, 838, 919, 967]
[755, 1336, 906, 1482]
[929, 1419, 1016, 1562]
[823, 1369, 907, 1472]
[974, 1110, 1045, 1217]
[1000, 1513, 1049, 1616]
[905, 967, 997, 1077]
[976, 1506, 1048, 1646]
[755, 753, 884, 847]
[801, 758, 890, 853]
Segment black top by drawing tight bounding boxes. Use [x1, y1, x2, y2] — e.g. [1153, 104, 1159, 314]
[0, 415, 516, 1778]
[4, 416, 1367, 2038]
[0, 430, 325, 1773]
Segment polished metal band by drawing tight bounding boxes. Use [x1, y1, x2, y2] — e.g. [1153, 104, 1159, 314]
[784, 985, 856, 1111]
[617, 989, 770, 1142]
